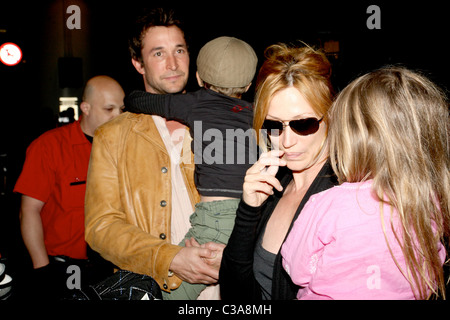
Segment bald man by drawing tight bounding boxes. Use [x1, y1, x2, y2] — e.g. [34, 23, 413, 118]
[14, 75, 124, 299]
[80, 75, 125, 137]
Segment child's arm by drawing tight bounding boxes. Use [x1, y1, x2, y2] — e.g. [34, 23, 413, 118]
[124, 90, 197, 125]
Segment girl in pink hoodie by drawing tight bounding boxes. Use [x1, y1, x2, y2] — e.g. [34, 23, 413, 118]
[281, 67, 449, 300]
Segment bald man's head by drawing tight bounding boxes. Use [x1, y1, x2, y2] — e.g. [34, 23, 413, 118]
[80, 75, 125, 137]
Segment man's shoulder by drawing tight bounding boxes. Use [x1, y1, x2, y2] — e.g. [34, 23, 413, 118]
[92, 112, 164, 152]
[29, 121, 78, 147]
[99, 111, 139, 127]
[95, 112, 153, 135]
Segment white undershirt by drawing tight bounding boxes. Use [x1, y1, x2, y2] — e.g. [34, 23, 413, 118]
[153, 115, 220, 300]
[152, 116, 192, 245]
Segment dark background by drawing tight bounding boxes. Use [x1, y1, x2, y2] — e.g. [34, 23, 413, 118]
[0, 0, 448, 295]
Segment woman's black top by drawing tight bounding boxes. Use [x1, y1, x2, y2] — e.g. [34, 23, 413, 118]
[219, 161, 338, 300]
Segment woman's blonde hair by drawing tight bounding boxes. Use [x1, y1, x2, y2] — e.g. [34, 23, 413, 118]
[329, 66, 450, 299]
[253, 43, 334, 149]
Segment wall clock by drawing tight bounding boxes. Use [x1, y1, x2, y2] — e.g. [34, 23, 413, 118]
[0, 42, 22, 66]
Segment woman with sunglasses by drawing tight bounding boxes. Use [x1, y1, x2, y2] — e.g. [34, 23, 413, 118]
[220, 43, 337, 300]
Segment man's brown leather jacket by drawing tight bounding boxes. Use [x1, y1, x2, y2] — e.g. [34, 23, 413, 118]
[85, 112, 199, 292]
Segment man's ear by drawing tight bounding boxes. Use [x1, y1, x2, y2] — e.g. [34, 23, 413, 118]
[131, 58, 145, 75]
[244, 82, 252, 93]
[196, 71, 204, 87]
[80, 101, 90, 116]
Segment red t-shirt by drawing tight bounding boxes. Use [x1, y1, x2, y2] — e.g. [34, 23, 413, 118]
[14, 121, 91, 259]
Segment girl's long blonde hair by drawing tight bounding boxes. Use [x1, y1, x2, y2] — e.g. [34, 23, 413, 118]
[329, 66, 449, 299]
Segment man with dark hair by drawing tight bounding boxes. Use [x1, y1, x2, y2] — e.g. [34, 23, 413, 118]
[128, 8, 189, 95]
[84, 8, 223, 298]
[128, 8, 185, 62]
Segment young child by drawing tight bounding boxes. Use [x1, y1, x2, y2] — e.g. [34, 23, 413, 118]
[281, 67, 449, 300]
[124, 36, 258, 299]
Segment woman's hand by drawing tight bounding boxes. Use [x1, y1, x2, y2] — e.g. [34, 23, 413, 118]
[242, 150, 286, 207]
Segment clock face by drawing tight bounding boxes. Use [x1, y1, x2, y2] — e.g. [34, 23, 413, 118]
[0, 42, 22, 66]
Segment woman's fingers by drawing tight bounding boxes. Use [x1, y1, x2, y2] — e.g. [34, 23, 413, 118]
[247, 150, 286, 174]
[242, 150, 286, 206]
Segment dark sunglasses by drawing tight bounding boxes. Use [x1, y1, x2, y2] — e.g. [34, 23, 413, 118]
[262, 116, 323, 136]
